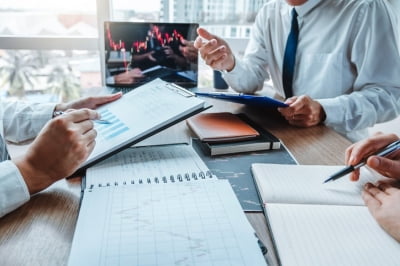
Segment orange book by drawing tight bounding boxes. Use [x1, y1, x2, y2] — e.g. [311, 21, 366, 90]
[186, 112, 259, 143]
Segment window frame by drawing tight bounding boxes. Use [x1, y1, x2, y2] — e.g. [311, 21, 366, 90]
[0, 0, 110, 84]
[0, 36, 98, 50]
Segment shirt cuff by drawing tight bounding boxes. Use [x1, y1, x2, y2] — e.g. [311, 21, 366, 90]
[30, 103, 57, 134]
[317, 97, 344, 126]
[223, 56, 242, 77]
[0, 161, 30, 217]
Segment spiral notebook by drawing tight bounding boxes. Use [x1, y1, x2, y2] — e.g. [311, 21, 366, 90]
[83, 144, 215, 189]
[69, 144, 266, 265]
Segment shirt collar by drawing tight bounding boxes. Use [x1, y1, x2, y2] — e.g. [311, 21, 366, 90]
[292, 0, 322, 18]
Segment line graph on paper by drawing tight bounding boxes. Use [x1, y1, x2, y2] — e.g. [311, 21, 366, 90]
[83, 182, 256, 266]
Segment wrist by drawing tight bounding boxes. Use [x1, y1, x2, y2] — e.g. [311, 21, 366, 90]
[13, 157, 52, 195]
[225, 54, 236, 72]
[53, 103, 67, 117]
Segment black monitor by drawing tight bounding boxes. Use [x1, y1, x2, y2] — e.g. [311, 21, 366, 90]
[104, 21, 199, 90]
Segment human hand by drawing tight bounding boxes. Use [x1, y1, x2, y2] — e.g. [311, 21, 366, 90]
[194, 27, 235, 71]
[277, 95, 326, 127]
[163, 45, 188, 67]
[55, 92, 122, 111]
[143, 51, 157, 62]
[13, 109, 99, 195]
[179, 39, 198, 63]
[114, 68, 144, 84]
[362, 181, 400, 242]
[345, 132, 400, 181]
[132, 51, 157, 63]
[163, 46, 177, 60]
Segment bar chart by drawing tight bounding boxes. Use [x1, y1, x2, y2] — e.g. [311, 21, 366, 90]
[97, 109, 129, 140]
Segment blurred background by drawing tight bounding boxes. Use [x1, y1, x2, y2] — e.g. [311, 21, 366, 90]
[0, 0, 269, 102]
[0, 0, 398, 135]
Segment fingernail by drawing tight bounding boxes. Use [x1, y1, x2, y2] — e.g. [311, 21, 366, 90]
[369, 157, 380, 167]
[364, 183, 372, 189]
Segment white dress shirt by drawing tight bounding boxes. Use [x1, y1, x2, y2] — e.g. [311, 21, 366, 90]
[0, 100, 55, 217]
[224, 0, 400, 142]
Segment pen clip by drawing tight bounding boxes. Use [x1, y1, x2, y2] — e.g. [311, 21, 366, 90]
[166, 83, 195, 97]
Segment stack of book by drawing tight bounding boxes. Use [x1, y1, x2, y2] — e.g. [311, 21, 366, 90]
[187, 112, 280, 156]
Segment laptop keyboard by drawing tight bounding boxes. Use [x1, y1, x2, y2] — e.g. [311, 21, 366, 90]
[109, 87, 134, 94]
[142, 67, 176, 79]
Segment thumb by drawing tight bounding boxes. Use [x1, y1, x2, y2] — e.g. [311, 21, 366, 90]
[197, 27, 215, 41]
[368, 156, 400, 178]
[284, 96, 298, 105]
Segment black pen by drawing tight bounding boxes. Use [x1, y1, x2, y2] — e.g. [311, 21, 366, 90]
[323, 139, 400, 183]
[53, 111, 112, 124]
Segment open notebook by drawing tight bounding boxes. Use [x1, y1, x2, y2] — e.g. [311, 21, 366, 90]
[251, 163, 400, 266]
[68, 144, 266, 266]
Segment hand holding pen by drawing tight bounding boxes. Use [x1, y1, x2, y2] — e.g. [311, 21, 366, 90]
[54, 111, 111, 124]
[52, 93, 122, 124]
[324, 133, 400, 183]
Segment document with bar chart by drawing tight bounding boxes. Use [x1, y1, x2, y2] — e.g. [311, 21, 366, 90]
[79, 78, 207, 171]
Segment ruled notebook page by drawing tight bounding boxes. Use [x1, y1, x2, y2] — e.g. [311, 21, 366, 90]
[86, 144, 214, 187]
[266, 203, 400, 266]
[251, 163, 387, 206]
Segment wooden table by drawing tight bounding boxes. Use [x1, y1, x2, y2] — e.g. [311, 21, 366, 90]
[0, 98, 352, 266]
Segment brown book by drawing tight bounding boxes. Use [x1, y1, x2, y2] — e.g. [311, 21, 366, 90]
[186, 112, 259, 142]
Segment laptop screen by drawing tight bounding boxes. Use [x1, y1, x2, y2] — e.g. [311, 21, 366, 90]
[104, 21, 199, 89]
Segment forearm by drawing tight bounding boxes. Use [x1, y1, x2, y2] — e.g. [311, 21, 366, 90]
[326, 0, 400, 132]
[223, 6, 271, 94]
[223, 56, 268, 94]
[319, 86, 400, 132]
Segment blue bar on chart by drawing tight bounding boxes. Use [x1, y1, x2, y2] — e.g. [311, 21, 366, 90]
[97, 109, 129, 140]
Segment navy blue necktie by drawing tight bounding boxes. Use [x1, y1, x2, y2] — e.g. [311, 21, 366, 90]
[282, 8, 299, 99]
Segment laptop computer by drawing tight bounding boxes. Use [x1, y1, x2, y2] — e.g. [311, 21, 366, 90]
[104, 21, 199, 93]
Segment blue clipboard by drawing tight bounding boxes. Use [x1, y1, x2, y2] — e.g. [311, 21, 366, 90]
[195, 92, 288, 108]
